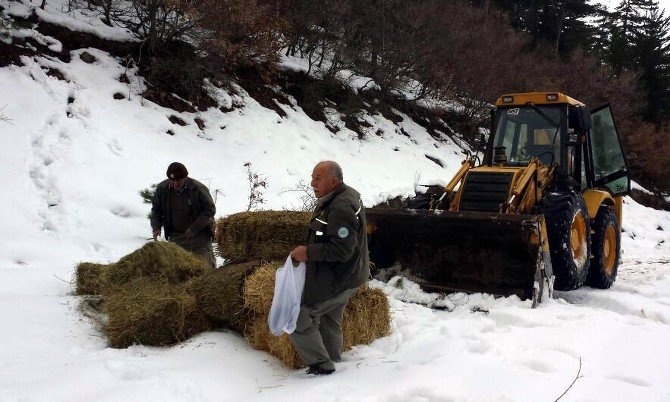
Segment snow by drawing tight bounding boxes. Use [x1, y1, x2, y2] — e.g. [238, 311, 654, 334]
[1, 1, 670, 401]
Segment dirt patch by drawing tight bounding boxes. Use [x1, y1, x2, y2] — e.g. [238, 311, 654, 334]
[630, 189, 670, 211]
[234, 65, 289, 118]
[0, 41, 32, 67]
[168, 115, 187, 126]
[36, 19, 136, 60]
[194, 117, 205, 130]
[45, 67, 66, 81]
[79, 51, 96, 63]
[142, 88, 196, 113]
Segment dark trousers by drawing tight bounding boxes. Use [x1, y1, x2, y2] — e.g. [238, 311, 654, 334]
[289, 287, 357, 371]
[170, 231, 216, 269]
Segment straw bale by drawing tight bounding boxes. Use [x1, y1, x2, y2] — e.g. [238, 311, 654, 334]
[244, 313, 271, 350]
[188, 261, 261, 333]
[343, 285, 392, 349]
[106, 241, 208, 289]
[104, 277, 213, 348]
[245, 313, 303, 369]
[243, 283, 392, 369]
[242, 261, 281, 314]
[215, 211, 310, 261]
[75, 262, 109, 295]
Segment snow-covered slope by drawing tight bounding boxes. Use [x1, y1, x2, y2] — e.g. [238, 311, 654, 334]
[1, 1, 669, 401]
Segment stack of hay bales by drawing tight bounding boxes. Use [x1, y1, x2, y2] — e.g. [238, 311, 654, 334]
[74, 241, 212, 348]
[214, 211, 392, 369]
[75, 210, 392, 368]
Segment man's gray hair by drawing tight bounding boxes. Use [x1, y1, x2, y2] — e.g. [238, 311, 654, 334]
[331, 162, 343, 182]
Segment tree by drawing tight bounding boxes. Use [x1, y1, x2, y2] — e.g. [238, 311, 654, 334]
[631, 5, 670, 121]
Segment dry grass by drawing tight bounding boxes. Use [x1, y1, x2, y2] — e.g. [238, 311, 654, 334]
[104, 278, 213, 348]
[188, 261, 261, 333]
[74, 262, 109, 295]
[242, 260, 281, 314]
[342, 285, 392, 349]
[105, 241, 208, 289]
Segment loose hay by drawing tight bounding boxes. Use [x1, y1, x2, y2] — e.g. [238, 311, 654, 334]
[75, 262, 108, 295]
[106, 241, 208, 289]
[215, 211, 310, 261]
[105, 277, 212, 348]
[189, 261, 261, 333]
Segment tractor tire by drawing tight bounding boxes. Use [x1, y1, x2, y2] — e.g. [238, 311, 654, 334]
[543, 192, 591, 291]
[586, 208, 620, 289]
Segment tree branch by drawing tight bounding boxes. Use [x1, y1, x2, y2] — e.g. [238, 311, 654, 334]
[555, 357, 583, 402]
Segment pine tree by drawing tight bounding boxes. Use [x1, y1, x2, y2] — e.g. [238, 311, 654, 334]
[480, 0, 602, 55]
[632, 5, 670, 120]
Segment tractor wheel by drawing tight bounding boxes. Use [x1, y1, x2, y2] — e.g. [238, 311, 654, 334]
[586, 208, 620, 288]
[543, 192, 591, 291]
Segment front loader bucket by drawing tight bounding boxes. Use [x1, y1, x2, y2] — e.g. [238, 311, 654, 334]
[367, 208, 550, 301]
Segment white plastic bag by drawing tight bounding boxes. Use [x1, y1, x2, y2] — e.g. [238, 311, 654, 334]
[268, 255, 306, 336]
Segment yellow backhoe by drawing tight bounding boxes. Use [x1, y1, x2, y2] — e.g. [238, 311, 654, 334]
[367, 92, 630, 306]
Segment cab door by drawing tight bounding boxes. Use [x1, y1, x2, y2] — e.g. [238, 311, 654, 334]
[588, 105, 630, 196]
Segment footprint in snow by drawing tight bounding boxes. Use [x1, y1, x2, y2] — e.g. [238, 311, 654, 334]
[605, 374, 651, 387]
[522, 359, 555, 373]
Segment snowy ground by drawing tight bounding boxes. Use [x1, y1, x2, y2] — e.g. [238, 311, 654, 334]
[1, 1, 669, 401]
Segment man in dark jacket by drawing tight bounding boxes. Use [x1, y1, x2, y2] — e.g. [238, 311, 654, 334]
[290, 160, 369, 376]
[150, 162, 216, 269]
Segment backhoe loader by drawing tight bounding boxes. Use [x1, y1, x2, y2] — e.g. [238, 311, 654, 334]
[367, 92, 630, 306]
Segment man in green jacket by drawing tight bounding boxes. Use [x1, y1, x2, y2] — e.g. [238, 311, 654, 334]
[150, 162, 216, 269]
[290, 160, 369, 376]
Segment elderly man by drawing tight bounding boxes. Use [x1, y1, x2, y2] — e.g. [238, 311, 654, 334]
[290, 160, 369, 376]
[150, 162, 216, 269]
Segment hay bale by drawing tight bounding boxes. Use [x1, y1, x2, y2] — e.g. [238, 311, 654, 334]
[106, 241, 208, 289]
[343, 285, 392, 349]
[189, 261, 261, 333]
[245, 313, 303, 369]
[243, 261, 280, 313]
[75, 262, 109, 295]
[242, 283, 392, 369]
[215, 211, 310, 261]
[104, 277, 212, 348]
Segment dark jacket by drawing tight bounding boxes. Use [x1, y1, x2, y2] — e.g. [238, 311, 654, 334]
[150, 177, 216, 240]
[303, 183, 370, 305]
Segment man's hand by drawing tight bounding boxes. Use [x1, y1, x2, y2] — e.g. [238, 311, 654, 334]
[152, 229, 161, 240]
[185, 229, 194, 238]
[290, 246, 308, 262]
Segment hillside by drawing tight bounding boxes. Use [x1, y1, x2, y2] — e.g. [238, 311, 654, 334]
[1, 1, 670, 401]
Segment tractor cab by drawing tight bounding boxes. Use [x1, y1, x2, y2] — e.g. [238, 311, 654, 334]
[487, 92, 630, 196]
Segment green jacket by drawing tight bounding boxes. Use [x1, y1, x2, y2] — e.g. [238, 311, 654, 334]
[304, 183, 370, 305]
[150, 177, 216, 240]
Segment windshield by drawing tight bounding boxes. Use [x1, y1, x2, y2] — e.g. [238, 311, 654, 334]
[492, 106, 562, 165]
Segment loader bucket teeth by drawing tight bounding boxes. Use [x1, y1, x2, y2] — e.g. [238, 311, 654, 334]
[367, 208, 549, 301]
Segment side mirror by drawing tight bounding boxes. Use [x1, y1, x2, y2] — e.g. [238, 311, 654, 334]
[474, 133, 486, 149]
